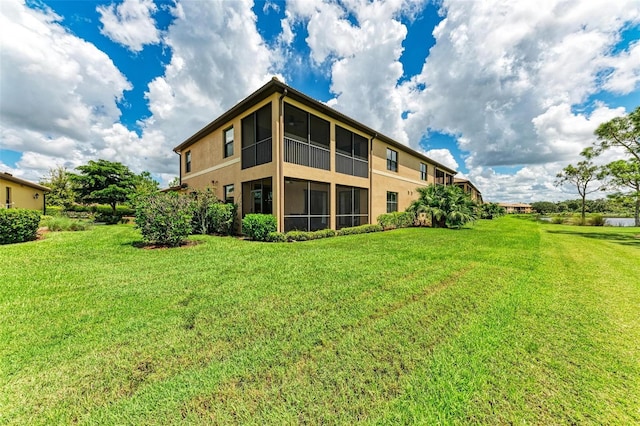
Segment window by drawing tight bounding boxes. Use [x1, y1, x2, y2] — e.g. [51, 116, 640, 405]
[335, 125, 368, 177]
[336, 185, 369, 229]
[386, 148, 398, 172]
[241, 104, 272, 169]
[284, 178, 330, 232]
[420, 163, 427, 181]
[185, 151, 192, 173]
[224, 127, 234, 158]
[5, 187, 11, 209]
[283, 103, 330, 170]
[224, 184, 234, 204]
[387, 192, 398, 213]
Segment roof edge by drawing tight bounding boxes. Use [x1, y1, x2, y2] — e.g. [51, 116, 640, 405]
[1, 172, 51, 191]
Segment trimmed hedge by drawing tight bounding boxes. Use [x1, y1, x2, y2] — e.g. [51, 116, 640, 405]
[336, 224, 383, 236]
[0, 209, 41, 244]
[377, 211, 415, 230]
[209, 203, 237, 235]
[242, 214, 277, 241]
[285, 229, 336, 242]
[265, 231, 286, 242]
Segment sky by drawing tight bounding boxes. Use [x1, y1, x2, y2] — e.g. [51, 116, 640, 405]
[1, 0, 639, 203]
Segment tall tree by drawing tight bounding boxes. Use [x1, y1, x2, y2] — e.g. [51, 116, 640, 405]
[594, 106, 640, 161]
[39, 166, 77, 208]
[555, 148, 603, 224]
[71, 160, 137, 214]
[594, 107, 640, 226]
[603, 159, 640, 226]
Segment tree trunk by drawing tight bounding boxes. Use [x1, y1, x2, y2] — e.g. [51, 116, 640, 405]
[635, 196, 640, 227]
[581, 195, 586, 225]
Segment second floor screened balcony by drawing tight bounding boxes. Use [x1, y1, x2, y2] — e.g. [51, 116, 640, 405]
[283, 103, 331, 171]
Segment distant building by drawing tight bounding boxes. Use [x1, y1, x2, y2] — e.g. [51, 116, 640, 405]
[453, 178, 483, 203]
[498, 202, 533, 214]
[1, 172, 50, 213]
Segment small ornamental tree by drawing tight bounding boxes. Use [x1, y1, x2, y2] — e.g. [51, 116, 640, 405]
[39, 166, 77, 208]
[71, 160, 137, 216]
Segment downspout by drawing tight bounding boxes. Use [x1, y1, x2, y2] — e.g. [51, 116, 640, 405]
[278, 89, 288, 232]
[177, 150, 182, 186]
[369, 133, 376, 225]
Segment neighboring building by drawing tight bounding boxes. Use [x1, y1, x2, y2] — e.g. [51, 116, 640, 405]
[498, 203, 533, 214]
[453, 178, 483, 204]
[1, 172, 50, 213]
[173, 78, 457, 232]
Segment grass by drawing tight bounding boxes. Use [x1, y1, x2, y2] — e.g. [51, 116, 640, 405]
[1, 217, 639, 424]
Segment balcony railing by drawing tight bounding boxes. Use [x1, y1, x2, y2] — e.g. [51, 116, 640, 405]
[336, 152, 368, 178]
[284, 137, 330, 170]
[242, 137, 272, 169]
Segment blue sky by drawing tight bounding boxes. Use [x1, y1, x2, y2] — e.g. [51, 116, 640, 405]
[1, 0, 639, 202]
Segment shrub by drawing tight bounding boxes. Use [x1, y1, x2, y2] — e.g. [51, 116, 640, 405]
[265, 231, 286, 242]
[550, 215, 565, 224]
[45, 206, 64, 216]
[135, 193, 193, 247]
[377, 211, 415, 230]
[336, 224, 383, 236]
[242, 214, 277, 241]
[0, 209, 41, 244]
[94, 212, 122, 224]
[283, 229, 333, 242]
[41, 216, 92, 232]
[209, 203, 237, 235]
[588, 214, 606, 226]
[189, 188, 219, 235]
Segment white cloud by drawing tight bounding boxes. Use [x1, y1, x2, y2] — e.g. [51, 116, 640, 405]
[141, 0, 278, 167]
[424, 148, 459, 171]
[97, 0, 160, 52]
[0, 0, 133, 182]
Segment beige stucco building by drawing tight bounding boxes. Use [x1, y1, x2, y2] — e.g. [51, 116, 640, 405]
[454, 178, 483, 204]
[1, 172, 50, 213]
[173, 78, 458, 232]
[498, 203, 533, 214]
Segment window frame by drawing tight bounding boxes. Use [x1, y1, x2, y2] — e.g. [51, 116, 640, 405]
[185, 150, 192, 173]
[223, 184, 234, 204]
[386, 148, 398, 172]
[420, 163, 427, 181]
[386, 191, 398, 213]
[224, 127, 234, 158]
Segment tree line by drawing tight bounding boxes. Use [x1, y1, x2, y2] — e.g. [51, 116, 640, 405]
[39, 159, 160, 217]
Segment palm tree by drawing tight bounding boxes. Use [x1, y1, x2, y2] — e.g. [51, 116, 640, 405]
[408, 184, 477, 229]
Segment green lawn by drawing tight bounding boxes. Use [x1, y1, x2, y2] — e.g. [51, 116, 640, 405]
[1, 217, 639, 424]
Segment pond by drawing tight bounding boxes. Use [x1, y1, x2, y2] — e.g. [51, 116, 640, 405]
[605, 218, 637, 227]
[541, 217, 638, 227]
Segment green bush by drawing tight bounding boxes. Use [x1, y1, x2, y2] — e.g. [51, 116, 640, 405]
[0, 209, 41, 244]
[242, 214, 277, 241]
[45, 206, 64, 216]
[135, 193, 193, 247]
[265, 231, 286, 242]
[336, 224, 383, 236]
[550, 215, 565, 224]
[189, 188, 219, 235]
[588, 214, 606, 226]
[377, 211, 415, 230]
[41, 216, 92, 232]
[94, 212, 122, 224]
[284, 229, 335, 242]
[209, 203, 237, 235]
